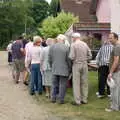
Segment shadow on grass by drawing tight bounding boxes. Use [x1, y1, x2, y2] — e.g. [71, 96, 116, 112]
[33, 71, 120, 120]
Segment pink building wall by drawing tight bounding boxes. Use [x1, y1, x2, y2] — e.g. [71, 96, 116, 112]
[96, 0, 111, 23]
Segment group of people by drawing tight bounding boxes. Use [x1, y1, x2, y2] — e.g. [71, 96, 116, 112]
[6, 32, 120, 112]
[96, 32, 120, 112]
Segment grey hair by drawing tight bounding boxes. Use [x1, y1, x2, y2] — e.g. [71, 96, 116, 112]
[72, 33, 81, 38]
[33, 36, 42, 43]
[46, 38, 53, 46]
[56, 34, 67, 42]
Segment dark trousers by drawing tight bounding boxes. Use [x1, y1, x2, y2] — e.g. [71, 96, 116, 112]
[98, 65, 110, 95]
[30, 64, 42, 94]
[8, 52, 12, 63]
[51, 75, 68, 102]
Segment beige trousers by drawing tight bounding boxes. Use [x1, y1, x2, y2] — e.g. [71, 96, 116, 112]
[72, 63, 88, 104]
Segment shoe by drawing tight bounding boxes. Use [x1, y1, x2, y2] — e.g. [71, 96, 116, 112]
[105, 108, 113, 112]
[45, 93, 50, 98]
[71, 102, 81, 106]
[81, 101, 87, 104]
[23, 81, 28, 86]
[38, 92, 42, 95]
[96, 92, 99, 96]
[58, 100, 64, 104]
[107, 94, 111, 98]
[97, 95, 105, 98]
[31, 93, 35, 95]
[15, 81, 19, 84]
[51, 100, 56, 103]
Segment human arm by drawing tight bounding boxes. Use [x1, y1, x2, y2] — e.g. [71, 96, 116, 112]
[108, 45, 120, 79]
[48, 46, 53, 68]
[40, 48, 45, 71]
[69, 44, 75, 61]
[87, 46, 92, 62]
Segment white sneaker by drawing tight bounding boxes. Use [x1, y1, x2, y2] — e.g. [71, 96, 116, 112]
[107, 95, 111, 98]
[96, 92, 99, 96]
[96, 92, 104, 98]
[97, 95, 104, 98]
[105, 108, 113, 112]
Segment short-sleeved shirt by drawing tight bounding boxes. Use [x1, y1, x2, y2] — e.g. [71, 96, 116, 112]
[12, 41, 24, 60]
[110, 43, 120, 71]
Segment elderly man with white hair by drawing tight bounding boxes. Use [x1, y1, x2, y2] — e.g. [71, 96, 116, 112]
[69, 32, 92, 105]
[49, 34, 71, 104]
[26, 36, 43, 95]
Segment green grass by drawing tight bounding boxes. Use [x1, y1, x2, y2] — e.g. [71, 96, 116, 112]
[35, 71, 120, 120]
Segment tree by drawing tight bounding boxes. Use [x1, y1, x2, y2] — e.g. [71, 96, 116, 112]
[0, 0, 35, 48]
[50, 0, 61, 17]
[31, 0, 50, 26]
[40, 11, 78, 38]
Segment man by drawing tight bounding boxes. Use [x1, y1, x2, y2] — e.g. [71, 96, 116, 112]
[12, 36, 25, 84]
[49, 34, 71, 104]
[96, 40, 113, 98]
[105, 33, 120, 112]
[69, 33, 92, 105]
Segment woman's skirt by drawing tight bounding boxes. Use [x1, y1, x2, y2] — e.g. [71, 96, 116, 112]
[43, 70, 52, 86]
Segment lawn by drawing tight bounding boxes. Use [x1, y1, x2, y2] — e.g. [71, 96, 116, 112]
[35, 71, 120, 120]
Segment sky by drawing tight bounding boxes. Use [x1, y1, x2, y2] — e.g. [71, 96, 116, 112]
[45, 0, 51, 4]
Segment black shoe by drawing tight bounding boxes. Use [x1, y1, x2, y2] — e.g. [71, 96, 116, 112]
[71, 102, 81, 106]
[81, 101, 87, 104]
[51, 100, 56, 103]
[23, 81, 28, 86]
[30, 92, 35, 96]
[58, 101, 65, 104]
[15, 81, 19, 84]
[38, 92, 42, 95]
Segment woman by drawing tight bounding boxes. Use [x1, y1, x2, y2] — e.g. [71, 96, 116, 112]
[41, 38, 54, 98]
[27, 36, 43, 95]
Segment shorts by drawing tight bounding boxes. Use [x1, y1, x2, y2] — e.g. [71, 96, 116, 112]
[13, 59, 25, 73]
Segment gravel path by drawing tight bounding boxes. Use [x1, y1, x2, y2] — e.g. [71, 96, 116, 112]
[0, 51, 50, 120]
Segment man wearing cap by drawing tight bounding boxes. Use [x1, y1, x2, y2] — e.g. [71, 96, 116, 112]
[69, 33, 92, 105]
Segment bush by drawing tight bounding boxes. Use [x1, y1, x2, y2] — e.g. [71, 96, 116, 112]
[39, 11, 78, 38]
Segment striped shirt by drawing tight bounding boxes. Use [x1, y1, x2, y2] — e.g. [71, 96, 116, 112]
[96, 43, 113, 66]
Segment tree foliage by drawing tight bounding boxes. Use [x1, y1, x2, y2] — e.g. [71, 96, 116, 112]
[50, 0, 61, 17]
[0, 0, 35, 48]
[31, 0, 50, 26]
[0, 0, 50, 48]
[40, 11, 78, 38]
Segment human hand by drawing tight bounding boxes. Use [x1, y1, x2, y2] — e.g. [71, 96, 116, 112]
[26, 68, 31, 74]
[107, 73, 112, 80]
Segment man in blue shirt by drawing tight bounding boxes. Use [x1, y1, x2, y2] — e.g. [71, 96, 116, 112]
[12, 36, 25, 84]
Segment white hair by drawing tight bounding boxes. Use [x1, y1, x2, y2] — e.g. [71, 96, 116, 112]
[57, 34, 70, 46]
[57, 34, 67, 42]
[46, 38, 53, 46]
[72, 33, 81, 38]
[33, 36, 42, 43]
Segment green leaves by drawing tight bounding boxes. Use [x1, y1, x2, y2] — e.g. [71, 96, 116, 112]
[40, 11, 78, 38]
[0, 0, 34, 48]
[50, 0, 61, 17]
[31, 0, 50, 25]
